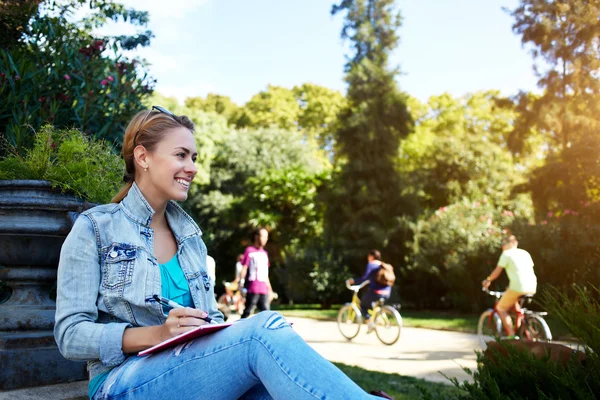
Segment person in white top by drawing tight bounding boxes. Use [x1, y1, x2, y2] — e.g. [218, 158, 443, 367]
[482, 235, 537, 337]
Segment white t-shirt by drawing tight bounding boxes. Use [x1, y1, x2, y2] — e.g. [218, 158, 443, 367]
[498, 248, 537, 293]
[206, 255, 216, 287]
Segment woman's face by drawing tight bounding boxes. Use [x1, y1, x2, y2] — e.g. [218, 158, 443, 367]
[142, 126, 198, 204]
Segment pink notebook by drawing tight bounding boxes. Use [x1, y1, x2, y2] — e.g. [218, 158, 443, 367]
[138, 322, 233, 356]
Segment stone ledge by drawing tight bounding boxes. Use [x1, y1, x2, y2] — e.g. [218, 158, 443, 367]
[0, 380, 87, 400]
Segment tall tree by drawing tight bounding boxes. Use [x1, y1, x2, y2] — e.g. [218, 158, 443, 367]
[509, 0, 600, 152]
[328, 0, 412, 267]
[508, 0, 600, 213]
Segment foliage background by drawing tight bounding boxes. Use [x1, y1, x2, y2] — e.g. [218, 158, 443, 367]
[2, 0, 600, 312]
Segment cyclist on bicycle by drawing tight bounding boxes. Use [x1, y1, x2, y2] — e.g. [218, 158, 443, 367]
[482, 235, 537, 338]
[347, 250, 391, 332]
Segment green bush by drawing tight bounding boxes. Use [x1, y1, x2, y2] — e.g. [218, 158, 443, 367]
[512, 212, 600, 294]
[278, 240, 349, 307]
[447, 285, 600, 400]
[0, 0, 153, 152]
[0, 124, 123, 204]
[404, 195, 533, 311]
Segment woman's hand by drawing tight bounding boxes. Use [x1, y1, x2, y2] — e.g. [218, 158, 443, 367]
[160, 307, 210, 341]
[123, 307, 210, 354]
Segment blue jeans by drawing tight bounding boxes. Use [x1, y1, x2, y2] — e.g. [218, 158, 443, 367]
[93, 311, 379, 399]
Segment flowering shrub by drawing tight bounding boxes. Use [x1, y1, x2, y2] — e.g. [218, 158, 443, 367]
[512, 205, 600, 294]
[0, 1, 154, 153]
[403, 195, 533, 311]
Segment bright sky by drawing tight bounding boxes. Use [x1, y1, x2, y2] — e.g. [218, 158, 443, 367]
[102, 0, 538, 105]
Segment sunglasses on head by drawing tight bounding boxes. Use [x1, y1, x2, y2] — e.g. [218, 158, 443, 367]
[133, 105, 177, 146]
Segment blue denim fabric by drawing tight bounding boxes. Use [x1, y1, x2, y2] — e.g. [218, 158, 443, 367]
[54, 182, 224, 380]
[93, 311, 378, 400]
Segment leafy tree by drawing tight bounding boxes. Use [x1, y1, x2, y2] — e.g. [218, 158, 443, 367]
[0, 0, 40, 49]
[186, 126, 327, 288]
[507, 0, 600, 214]
[508, 0, 600, 152]
[401, 92, 525, 211]
[327, 0, 413, 269]
[235, 85, 300, 130]
[185, 93, 239, 125]
[0, 0, 154, 152]
[293, 83, 346, 149]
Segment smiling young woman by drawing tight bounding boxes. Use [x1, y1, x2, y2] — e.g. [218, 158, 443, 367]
[54, 106, 393, 400]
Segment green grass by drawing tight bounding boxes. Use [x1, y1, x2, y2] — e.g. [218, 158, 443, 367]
[273, 304, 572, 339]
[334, 362, 464, 399]
[274, 305, 478, 332]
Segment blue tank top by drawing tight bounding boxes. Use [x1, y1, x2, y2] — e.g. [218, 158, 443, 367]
[88, 254, 192, 398]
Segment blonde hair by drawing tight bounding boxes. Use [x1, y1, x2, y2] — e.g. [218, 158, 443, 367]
[111, 109, 195, 203]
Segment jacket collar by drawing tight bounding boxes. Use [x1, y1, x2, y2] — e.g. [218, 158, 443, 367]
[121, 182, 202, 242]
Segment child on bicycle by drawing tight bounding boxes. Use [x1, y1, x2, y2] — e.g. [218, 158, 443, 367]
[482, 235, 537, 338]
[347, 250, 392, 332]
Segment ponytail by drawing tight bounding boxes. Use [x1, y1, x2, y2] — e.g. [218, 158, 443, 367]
[111, 181, 133, 203]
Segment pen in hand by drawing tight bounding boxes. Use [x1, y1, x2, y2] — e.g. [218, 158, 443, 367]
[153, 294, 216, 324]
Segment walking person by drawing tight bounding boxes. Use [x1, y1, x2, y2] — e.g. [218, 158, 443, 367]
[239, 227, 272, 318]
[54, 106, 393, 399]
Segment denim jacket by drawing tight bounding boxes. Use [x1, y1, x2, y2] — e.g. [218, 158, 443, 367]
[54, 182, 223, 380]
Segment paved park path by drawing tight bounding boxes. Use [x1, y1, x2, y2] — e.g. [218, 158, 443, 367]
[0, 315, 481, 399]
[288, 316, 479, 385]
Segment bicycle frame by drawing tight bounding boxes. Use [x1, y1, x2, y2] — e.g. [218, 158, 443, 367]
[348, 280, 385, 322]
[485, 289, 535, 339]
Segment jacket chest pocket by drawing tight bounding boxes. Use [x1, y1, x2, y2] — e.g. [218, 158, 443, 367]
[102, 243, 137, 290]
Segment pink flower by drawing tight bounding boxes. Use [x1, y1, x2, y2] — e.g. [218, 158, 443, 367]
[564, 209, 571, 215]
[64, 74, 71, 80]
[14, 75, 20, 81]
[541, 220, 548, 225]
[502, 228, 508, 234]
[107, 75, 114, 82]
[487, 218, 492, 225]
[441, 206, 448, 212]
[474, 201, 481, 207]
[101, 79, 108, 86]
[547, 212, 553, 218]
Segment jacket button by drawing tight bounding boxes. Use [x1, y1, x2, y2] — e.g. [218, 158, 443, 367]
[110, 251, 118, 258]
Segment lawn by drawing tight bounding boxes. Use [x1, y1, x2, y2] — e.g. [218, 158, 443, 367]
[334, 362, 464, 399]
[273, 305, 479, 332]
[272, 304, 571, 339]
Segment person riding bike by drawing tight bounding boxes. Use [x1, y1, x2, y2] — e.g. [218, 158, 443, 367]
[482, 235, 537, 338]
[347, 250, 392, 332]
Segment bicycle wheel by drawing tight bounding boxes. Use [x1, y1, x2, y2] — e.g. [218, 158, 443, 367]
[373, 305, 402, 345]
[477, 310, 502, 350]
[337, 303, 362, 340]
[521, 314, 552, 341]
